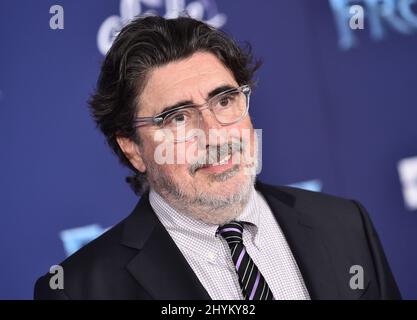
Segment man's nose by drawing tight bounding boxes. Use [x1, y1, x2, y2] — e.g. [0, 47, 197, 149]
[199, 108, 222, 131]
[197, 109, 228, 146]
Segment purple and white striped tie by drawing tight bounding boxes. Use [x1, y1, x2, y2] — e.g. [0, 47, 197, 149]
[217, 221, 274, 300]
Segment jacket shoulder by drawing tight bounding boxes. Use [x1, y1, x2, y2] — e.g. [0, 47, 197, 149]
[256, 181, 367, 231]
[34, 215, 139, 299]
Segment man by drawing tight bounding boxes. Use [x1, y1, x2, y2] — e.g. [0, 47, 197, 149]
[34, 15, 401, 300]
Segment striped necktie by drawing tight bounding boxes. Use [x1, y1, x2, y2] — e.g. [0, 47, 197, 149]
[217, 221, 274, 300]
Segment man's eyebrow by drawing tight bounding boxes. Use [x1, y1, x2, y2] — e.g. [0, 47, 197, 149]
[159, 100, 194, 115]
[207, 84, 236, 99]
[158, 84, 237, 115]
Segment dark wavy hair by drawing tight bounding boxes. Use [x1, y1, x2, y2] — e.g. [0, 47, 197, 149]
[88, 15, 261, 196]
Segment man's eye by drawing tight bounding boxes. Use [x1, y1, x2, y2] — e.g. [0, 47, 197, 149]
[219, 97, 230, 107]
[173, 114, 185, 123]
[217, 93, 237, 108]
[166, 111, 190, 126]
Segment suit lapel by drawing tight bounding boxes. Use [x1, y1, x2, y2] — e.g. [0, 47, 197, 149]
[120, 192, 211, 300]
[255, 181, 340, 299]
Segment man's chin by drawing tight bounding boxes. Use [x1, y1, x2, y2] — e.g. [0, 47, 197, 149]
[197, 167, 252, 195]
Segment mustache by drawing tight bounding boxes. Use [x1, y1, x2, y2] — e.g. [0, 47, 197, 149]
[188, 140, 244, 175]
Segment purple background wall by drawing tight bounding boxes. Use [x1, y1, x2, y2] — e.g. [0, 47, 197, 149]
[0, 0, 416, 299]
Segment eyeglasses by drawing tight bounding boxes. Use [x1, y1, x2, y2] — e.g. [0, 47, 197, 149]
[133, 85, 251, 142]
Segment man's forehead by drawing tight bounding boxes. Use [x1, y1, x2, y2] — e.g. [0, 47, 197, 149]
[139, 52, 237, 113]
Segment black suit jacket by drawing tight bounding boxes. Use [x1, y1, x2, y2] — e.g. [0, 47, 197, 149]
[34, 181, 401, 299]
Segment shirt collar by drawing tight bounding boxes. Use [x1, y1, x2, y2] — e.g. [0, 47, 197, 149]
[149, 188, 219, 240]
[236, 186, 262, 248]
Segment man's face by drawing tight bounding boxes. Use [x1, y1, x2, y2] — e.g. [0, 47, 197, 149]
[129, 52, 257, 221]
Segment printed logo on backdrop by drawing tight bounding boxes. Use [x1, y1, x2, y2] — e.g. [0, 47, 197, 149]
[60, 179, 322, 256]
[97, 0, 227, 55]
[329, 0, 417, 50]
[398, 155, 417, 211]
[60, 224, 108, 256]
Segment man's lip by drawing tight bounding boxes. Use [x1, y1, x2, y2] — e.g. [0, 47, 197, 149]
[195, 152, 237, 171]
[197, 156, 235, 173]
[200, 154, 230, 167]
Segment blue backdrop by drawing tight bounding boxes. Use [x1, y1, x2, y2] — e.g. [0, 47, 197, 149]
[1, 0, 416, 299]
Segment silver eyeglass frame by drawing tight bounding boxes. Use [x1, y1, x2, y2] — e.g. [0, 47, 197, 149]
[133, 84, 251, 126]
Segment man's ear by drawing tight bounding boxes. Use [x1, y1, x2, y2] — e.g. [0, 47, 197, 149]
[116, 136, 146, 173]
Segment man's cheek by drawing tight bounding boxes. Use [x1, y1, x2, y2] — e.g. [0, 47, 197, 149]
[165, 163, 190, 179]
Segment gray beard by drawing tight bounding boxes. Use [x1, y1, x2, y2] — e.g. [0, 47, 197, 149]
[146, 163, 256, 225]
